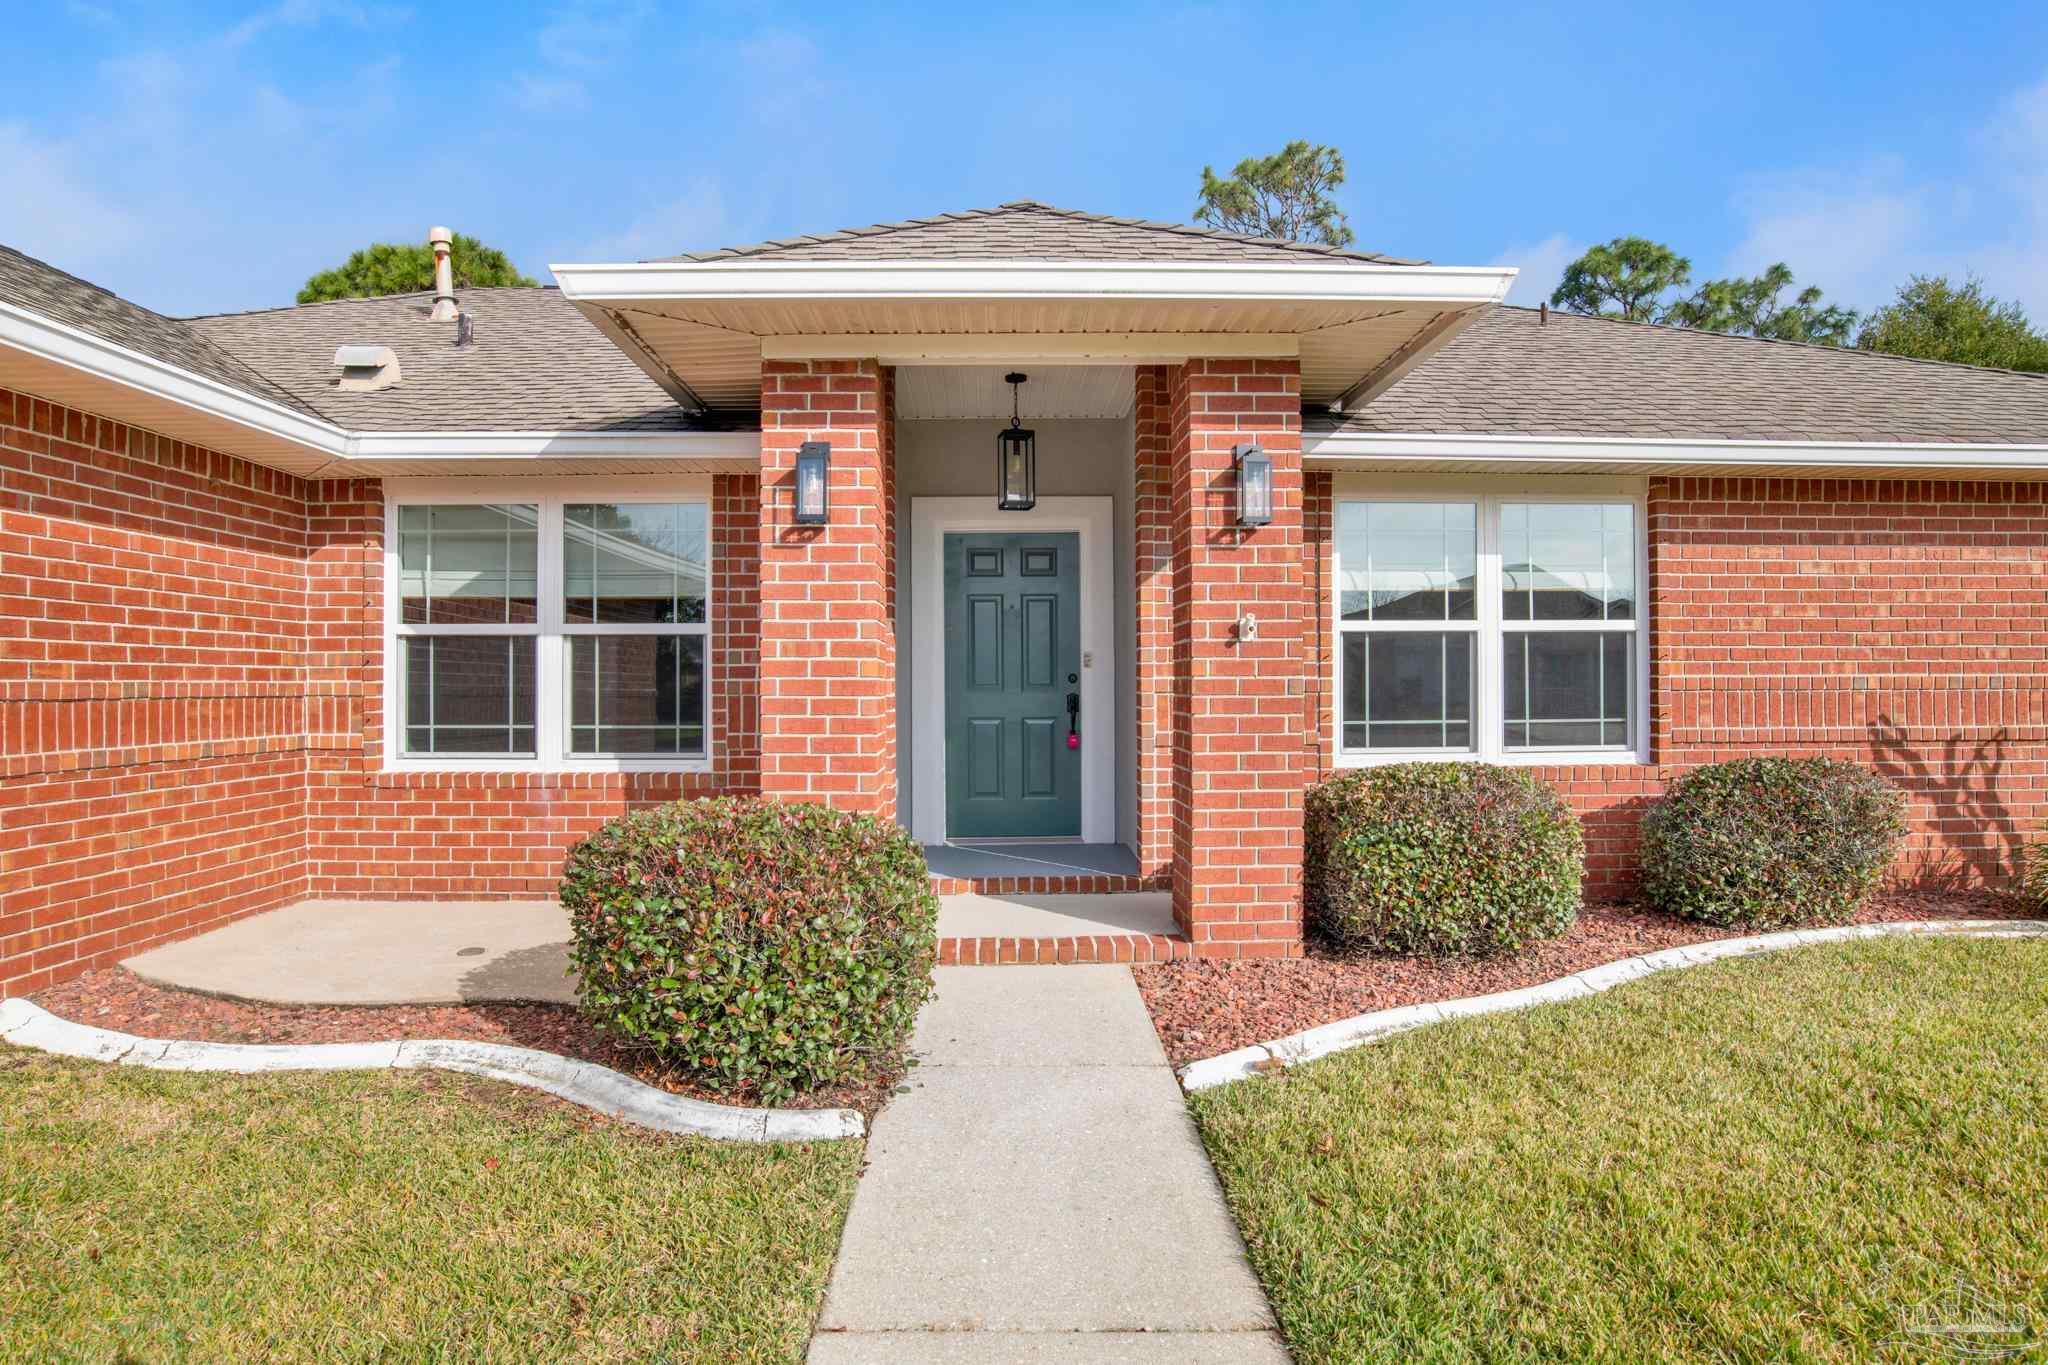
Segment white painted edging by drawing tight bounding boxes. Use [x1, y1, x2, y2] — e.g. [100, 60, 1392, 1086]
[0, 1000, 862, 1143]
[1177, 919, 2048, 1093]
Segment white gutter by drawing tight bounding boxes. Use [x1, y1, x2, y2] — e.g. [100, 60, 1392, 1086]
[0, 301, 757, 464]
[349, 430, 760, 460]
[1303, 429, 2048, 471]
[0, 298, 350, 456]
[550, 257, 1520, 307]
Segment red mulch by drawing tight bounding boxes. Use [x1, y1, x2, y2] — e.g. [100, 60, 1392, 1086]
[27, 969, 898, 1120]
[1134, 890, 2037, 1067]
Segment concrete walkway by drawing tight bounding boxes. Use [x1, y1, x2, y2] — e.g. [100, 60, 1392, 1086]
[808, 966, 1287, 1363]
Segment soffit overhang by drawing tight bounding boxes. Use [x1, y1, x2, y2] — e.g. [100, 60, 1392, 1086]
[0, 300, 758, 478]
[549, 257, 1520, 412]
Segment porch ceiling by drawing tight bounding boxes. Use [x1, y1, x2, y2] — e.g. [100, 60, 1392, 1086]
[550, 258, 1518, 414]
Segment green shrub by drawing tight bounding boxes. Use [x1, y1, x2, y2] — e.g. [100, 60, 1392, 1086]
[1640, 757, 1906, 929]
[1305, 763, 1584, 957]
[562, 798, 938, 1104]
[2024, 841, 2048, 912]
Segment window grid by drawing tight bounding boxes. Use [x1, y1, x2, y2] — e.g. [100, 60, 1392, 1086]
[387, 489, 713, 772]
[1334, 493, 1646, 766]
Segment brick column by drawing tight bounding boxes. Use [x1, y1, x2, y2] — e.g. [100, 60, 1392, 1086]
[1132, 364, 1176, 880]
[756, 359, 897, 819]
[1165, 358, 1305, 957]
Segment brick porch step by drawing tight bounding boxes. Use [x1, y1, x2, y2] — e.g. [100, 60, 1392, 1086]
[928, 872, 1163, 897]
[938, 932, 1195, 966]
[933, 889, 1187, 966]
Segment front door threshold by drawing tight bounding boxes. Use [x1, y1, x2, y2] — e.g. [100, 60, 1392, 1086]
[923, 840, 1139, 883]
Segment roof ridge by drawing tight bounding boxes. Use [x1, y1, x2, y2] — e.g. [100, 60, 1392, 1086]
[663, 199, 1421, 265]
[1000, 199, 1424, 266]
[1505, 304, 2048, 383]
[180, 283, 564, 323]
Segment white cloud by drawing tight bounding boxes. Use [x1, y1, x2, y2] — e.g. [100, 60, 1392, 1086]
[220, 1, 409, 51]
[512, 74, 588, 114]
[1721, 161, 1929, 308]
[731, 29, 833, 131]
[6, 9, 422, 312]
[572, 179, 731, 262]
[0, 122, 143, 261]
[1489, 233, 1580, 308]
[534, 1, 652, 72]
[512, 1, 651, 118]
[1714, 73, 2048, 318]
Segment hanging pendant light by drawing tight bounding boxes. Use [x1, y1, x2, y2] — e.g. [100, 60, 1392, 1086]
[996, 371, 1037, 511]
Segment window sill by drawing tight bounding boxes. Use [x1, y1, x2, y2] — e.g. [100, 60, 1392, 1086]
[1333, 748, 1649, 770]
[380, 757, 715, 776]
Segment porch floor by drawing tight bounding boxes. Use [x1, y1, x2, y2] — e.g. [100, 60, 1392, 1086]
[934, 892, 1175, 940]
[921, 841, 1140, 881]
[119, 888, 1185, 1008]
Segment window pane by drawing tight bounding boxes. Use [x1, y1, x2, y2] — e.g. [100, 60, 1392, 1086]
[396, 504, 538, 624]
[1501, 502, 1635, 622]
[1503, 632, 1632, 749]
[401, 636, 535, 754]
[569, 635, 706, 756]
[1340, 631, 1473, 751]
[564, 503, 709, 625]
[1336, 502, 1477, 622]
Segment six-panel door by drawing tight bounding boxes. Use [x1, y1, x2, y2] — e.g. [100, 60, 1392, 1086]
[943, 532, 1083, 838]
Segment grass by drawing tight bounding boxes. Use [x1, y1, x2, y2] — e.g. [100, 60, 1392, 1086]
[1190, 936, 2048, 1363]
[0, 1051, 861, 1362]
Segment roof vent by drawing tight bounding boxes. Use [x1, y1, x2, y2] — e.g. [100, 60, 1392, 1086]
[334, 344, 401, 392]
[428, 225, 459, 323]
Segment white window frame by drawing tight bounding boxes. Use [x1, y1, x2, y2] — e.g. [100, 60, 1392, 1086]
[383, 475, 715, 774]
[1330, 475, 1650, 768]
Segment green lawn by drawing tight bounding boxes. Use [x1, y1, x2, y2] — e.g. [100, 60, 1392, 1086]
[1191, 937, 2048, 1363]
[0, 1051, 861, 1362]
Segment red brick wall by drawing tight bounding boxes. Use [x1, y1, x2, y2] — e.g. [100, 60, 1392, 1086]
[1132, 365, 1175, 879]
[0, 381, 767, 993]
[301, 473, 760, 898]
[755, 360, 896, 817]
[1648, 476, 2048, 887]
[0, 387, 311, 994]
[1164, 359, 1307, 957]
[1301, 475, 2048, 897]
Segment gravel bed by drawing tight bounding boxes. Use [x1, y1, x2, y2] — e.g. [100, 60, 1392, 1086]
[26, 969, 897, 1120]
[1135, 890, 2035, 1067]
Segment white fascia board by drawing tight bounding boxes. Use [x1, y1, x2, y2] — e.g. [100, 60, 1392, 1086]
[1303, 429, 2048, 471]
[0, 300, 349, 455]
[348, 430, 761, 460]
[550, 258, 1519, 307]
[0, 301, 763, 466]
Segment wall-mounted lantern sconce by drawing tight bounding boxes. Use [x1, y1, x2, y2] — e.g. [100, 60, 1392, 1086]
[1234, 443, 1273, 527]
[996, 372, 1037, 511]
[794, 441, 830, 524]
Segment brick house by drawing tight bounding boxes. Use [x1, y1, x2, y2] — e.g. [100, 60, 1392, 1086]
[5, 201, 2048, 994]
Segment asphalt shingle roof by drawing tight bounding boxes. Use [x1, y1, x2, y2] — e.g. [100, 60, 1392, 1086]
[11, 217, 2048, 448]
[1311, 305, 2048, 444]
[0, 244, 324, 420]
[186, 287, 729, 433]
[660, 200, 1423, 266]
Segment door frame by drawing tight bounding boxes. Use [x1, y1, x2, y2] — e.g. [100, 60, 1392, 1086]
[911, 496, 1115, 845]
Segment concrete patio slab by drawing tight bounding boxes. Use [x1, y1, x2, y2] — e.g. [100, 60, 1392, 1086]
[810, 966, 1282, 1359]
[935, 892, 1177, 943]
[122, 899, 575, 1006]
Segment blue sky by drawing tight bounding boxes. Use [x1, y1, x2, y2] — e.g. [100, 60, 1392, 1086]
[7, 1, 2048, 320]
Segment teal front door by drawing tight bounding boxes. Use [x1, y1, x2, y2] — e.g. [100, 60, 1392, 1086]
[944, 532, 1083, 838]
